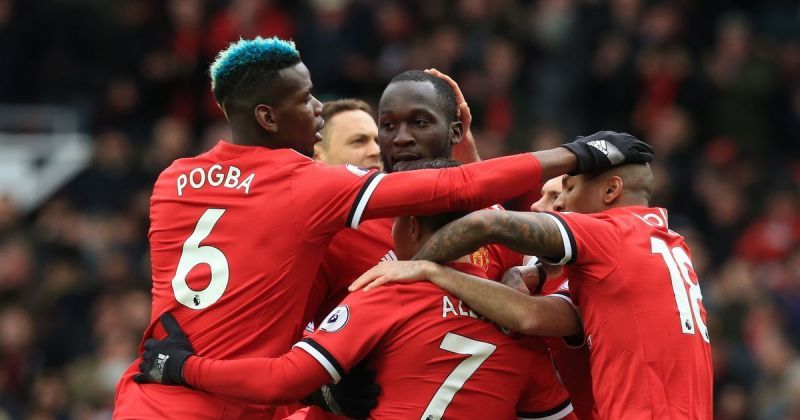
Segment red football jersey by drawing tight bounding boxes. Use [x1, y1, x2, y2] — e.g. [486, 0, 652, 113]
[538, 274, 596, 420]
[298, 263, 530, 419]
[305, 217, 395, 328]
[544, 206, 713, 419]
[468, 205, 525, 281]
[515, 335, 575, 420]
[115, 141, 543, 418]
[308, 214, 523, 330]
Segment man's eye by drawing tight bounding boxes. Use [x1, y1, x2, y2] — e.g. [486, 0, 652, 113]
[413, 120, 429, 127]
[382, 122, 394, 130]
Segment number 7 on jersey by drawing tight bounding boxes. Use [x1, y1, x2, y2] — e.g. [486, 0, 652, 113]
[421, 333, 496, 419]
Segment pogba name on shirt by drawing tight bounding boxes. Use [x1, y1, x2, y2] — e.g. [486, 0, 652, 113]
[176, 164, 256, 196]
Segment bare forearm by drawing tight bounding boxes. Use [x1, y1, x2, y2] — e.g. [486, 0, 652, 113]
[424, 264, 537, 333]
[413, 211, 492, 262]
[413, 210, 565, 263]
[423, 264, 579, 336]
[531, 148, 576, 181]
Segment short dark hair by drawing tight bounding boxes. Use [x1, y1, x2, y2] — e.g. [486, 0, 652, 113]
[209, 37, 301, 108]
[321, 99, 373, 123]
[394, 158, 469, 232]
[388, 70, 458, 122]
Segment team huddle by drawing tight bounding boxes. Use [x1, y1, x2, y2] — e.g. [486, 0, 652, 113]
[112, 37, 713, 419]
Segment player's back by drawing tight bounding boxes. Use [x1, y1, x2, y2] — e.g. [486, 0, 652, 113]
[303, 263, 530, 419]
[365, 264, 530, 419]
[305, 217, 395, 328]
[116, 141, 371, 418]
[558, 206, 713, 419]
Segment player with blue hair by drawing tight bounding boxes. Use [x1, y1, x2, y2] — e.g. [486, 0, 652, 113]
[114, 35, 653, 419]
[207, 36, 324, 155]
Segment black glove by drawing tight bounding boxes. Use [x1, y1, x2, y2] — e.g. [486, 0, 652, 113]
[133, 313, 195, 386]
[301, 362, 380, 419]
[561, 131, 653, 175]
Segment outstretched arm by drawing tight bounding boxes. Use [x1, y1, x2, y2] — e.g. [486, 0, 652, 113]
[357, 131, 653, 225]
[412, 210, 567, 264]
[349, 261, 581, 336]
[359, 149, 574, 223]
[135, 314, 379, 417]
[183, 351, 330, 405]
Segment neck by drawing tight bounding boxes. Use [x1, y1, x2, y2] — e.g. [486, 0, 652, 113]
[230, 123, 280, 148]
[614, 194, 650, 208]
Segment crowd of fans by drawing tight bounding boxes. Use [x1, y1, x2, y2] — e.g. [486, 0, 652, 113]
[0, 0, 798, 418]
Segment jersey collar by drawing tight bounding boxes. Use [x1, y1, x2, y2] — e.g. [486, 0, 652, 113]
[211, 140, 273, 160]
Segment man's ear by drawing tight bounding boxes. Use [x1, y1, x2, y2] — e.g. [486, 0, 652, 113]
[603, 176, 624, 205]
[255, 104, 278, 133]
[217, 102, 230, 121]
[313, 141, 326, 162]
[409, 216, 422, 243]
[449, 121, 463, 145]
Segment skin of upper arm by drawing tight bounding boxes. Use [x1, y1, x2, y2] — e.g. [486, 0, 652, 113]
[427, 264, 579, 337]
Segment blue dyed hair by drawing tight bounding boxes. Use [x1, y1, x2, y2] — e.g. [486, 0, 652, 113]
[209, 36, 301, 106]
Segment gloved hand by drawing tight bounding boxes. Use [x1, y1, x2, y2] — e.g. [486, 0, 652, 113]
[302, 362, 381, 419]
[133, 313, 195, 386]
[561, 131, 653, 174]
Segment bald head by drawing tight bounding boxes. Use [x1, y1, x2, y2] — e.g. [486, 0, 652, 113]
[603, 163, 654, 203]
[554, 163, 654, 214]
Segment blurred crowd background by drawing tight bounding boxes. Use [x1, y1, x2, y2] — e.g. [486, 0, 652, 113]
[0, 0, 798, 418]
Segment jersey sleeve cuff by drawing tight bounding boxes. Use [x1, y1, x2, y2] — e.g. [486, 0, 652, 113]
[346, 172, 385, 229]
[538, 213, 577, 265]
[518, 399, 574, 420]
[294, 338, 346, 384]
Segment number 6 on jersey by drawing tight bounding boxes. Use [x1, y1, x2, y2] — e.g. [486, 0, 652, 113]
[172, 208, 230, 309]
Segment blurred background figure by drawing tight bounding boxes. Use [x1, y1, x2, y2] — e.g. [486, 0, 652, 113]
[0, 0, 798, 418]
[313, 98, 381, 169]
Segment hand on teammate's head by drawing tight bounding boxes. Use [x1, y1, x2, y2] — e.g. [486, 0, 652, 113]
[561, 131, 654, 175]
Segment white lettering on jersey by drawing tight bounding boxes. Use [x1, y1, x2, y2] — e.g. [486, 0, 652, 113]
[442, 296, 458, 318]
[442, 296, 479, 319]
[177, 165, 255, 196]
[458, 300, 478, 318]
[441, 295, 513, 336]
